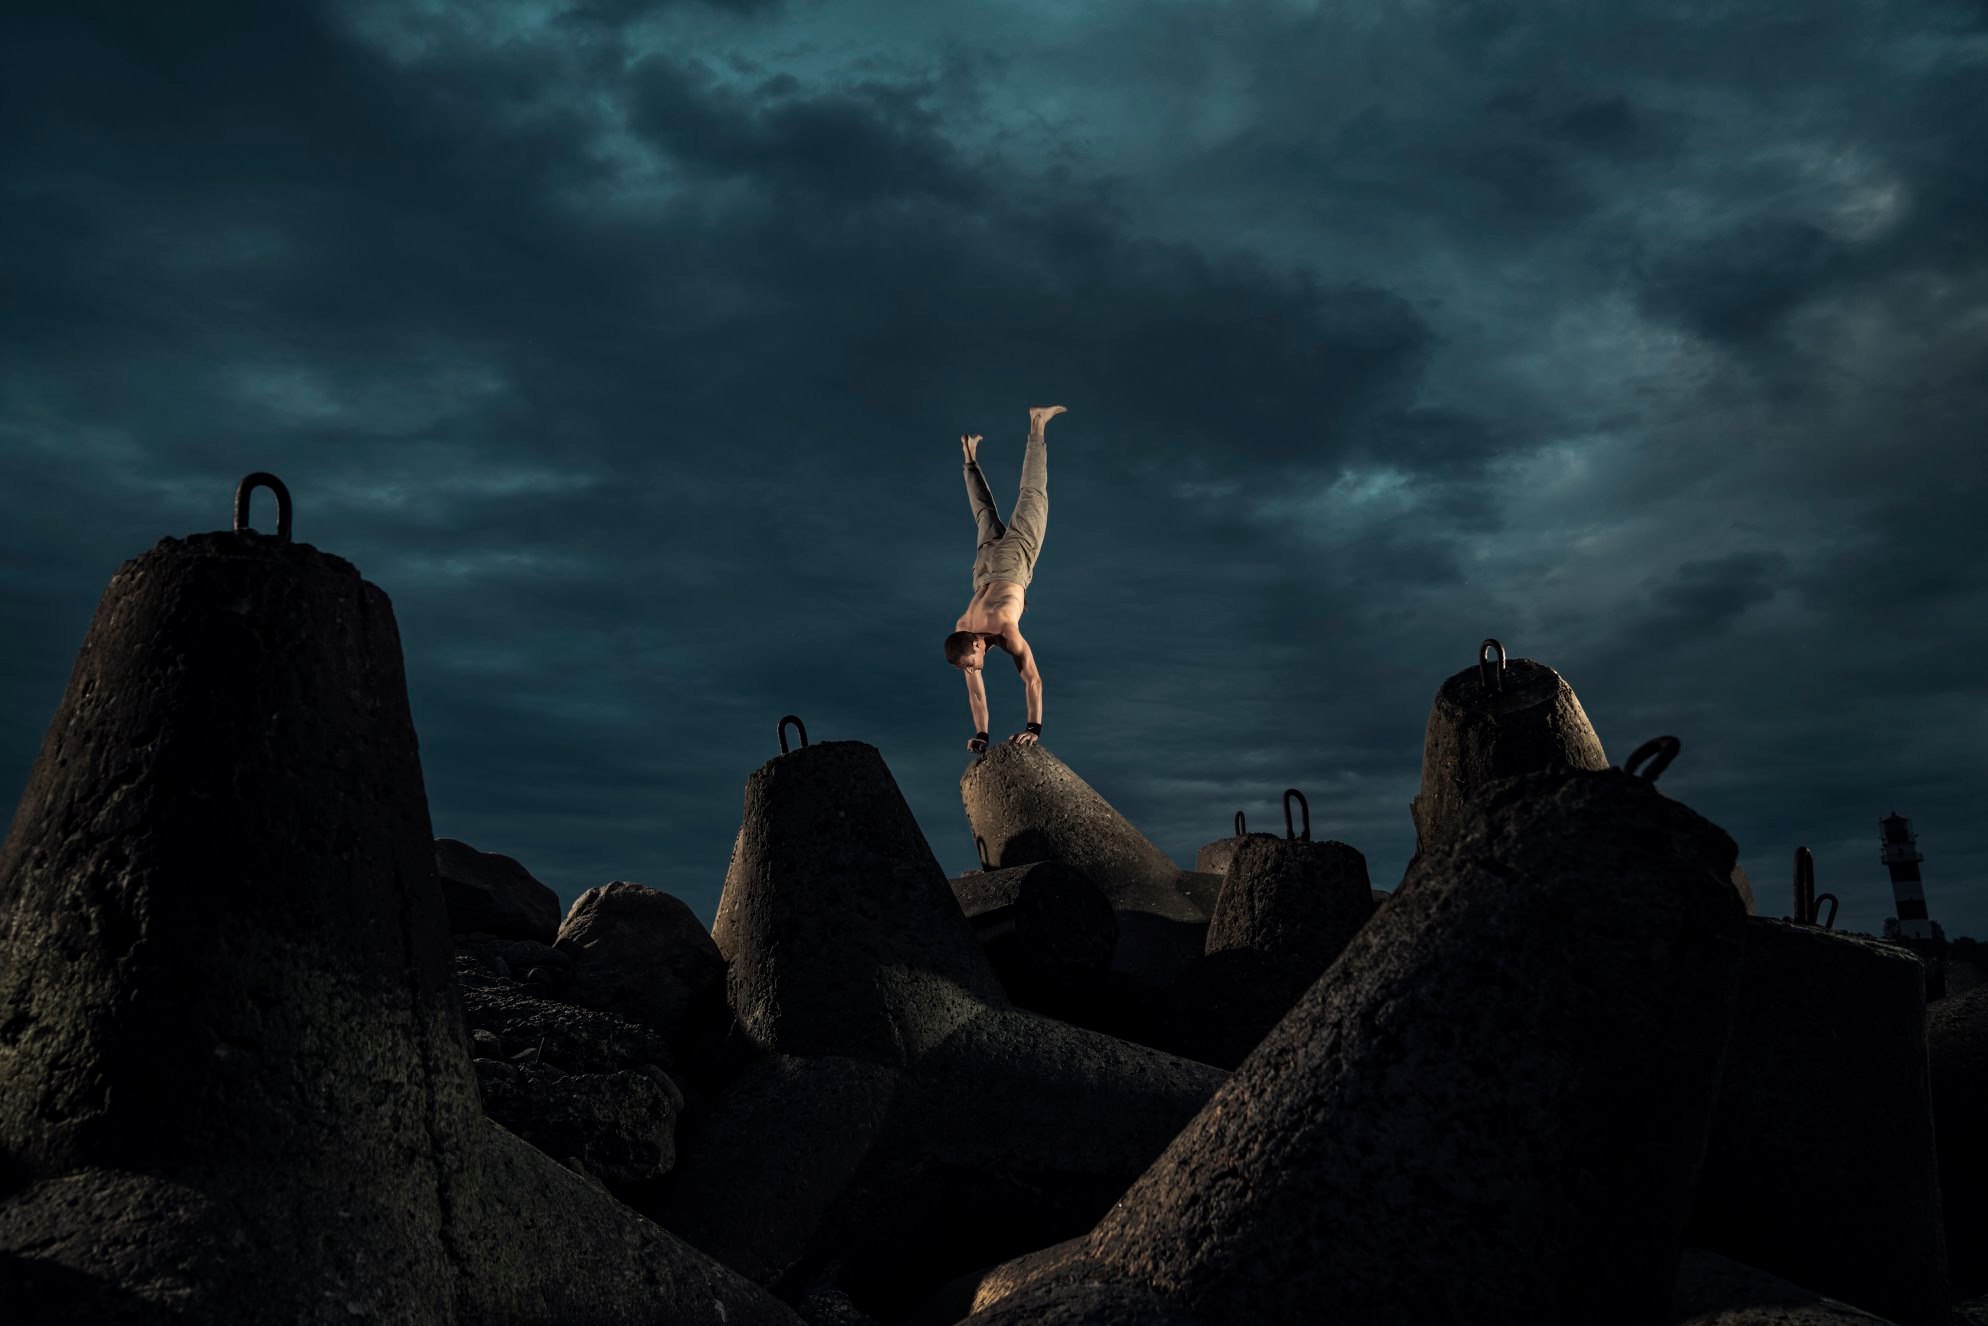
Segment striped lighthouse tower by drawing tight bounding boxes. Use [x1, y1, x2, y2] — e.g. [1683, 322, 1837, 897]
[1879, 812, 1934, 940]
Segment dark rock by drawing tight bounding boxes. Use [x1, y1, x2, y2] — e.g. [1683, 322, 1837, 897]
[665, 740, 1225, 1304]
[457, 957, 679, 1074]
[798, 1286, 884, 1326]
[556, 880, 727, 1048]
[477, 1063, 679, 1186]
[1671, 1248, 1897, 1324]
[436, 836, 562, 943]
[961, 744, 1207, 990]
[1407, 652, 1609, 861]
[951, 860, 1119, 989]
[1691, 919, 1948, 1326]
[658, 1054, 904, 1286]
[458, 934, 569, 981]
[0, 527, 798, 1324]
[956, 1279, 1203, 1325]
[1957, 1293, 1988, 1326]
[976, 765, 1748, 1324]
[471, 1027, 504, 1058]
[1928, 984, 1988, 1298]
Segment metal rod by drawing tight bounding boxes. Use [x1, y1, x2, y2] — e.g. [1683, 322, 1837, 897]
[777, 714, 808, 753]
[1234, 810, 1246, 838]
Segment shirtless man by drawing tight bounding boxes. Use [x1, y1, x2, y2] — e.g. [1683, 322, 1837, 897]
[943, 404, 1066, 753]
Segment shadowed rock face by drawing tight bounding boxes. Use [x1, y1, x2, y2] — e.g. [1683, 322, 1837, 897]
[1671, 1248, 1898, 1325]
[436, 836, 562, 942]
[974, 765, 1748, 1326]
[1408, 655, 1609, 860]
[1692, 919, 1949, 1326]
[0, 530, 798, 1324]
[951, 860, 1119, 979]
[1931, 985, 1988, 1299]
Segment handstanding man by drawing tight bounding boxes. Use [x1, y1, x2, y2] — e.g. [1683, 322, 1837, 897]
[944, 404, 1066, 753]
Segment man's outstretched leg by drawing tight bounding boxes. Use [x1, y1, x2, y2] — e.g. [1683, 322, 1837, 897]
[962, 432, 1005, 556]
[1004, 406, 1064, 575]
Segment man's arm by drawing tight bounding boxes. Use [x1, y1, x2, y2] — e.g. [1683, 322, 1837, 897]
[964, 667, 990, 751]
[1008, 630, 1043, 743]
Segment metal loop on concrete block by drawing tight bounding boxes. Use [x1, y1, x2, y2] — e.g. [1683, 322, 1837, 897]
[233, 472, 293, 542]
[777, 714, 808, 753]
[1623, 735, 1680, 782]
[1478, 638, 1506, 694]
[1813, 892, 1839, 930]
[976, 835, 989, 870]
[1794, 846, 1816, 925]
[1234, 810, 1246, 838]
[1283, 788, 1310, 841]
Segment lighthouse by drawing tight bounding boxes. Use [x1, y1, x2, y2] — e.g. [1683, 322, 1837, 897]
[1879, 812, 1935, 940]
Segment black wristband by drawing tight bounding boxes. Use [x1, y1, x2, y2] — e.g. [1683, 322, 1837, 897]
[1025, 721, 1042, 735]
[974, 730, 989, 742]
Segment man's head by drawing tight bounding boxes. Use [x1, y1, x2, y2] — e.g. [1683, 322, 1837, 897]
[944, 630, 986, 671]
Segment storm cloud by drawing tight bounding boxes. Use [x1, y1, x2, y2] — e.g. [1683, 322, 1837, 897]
[4, 0, 1985, 939]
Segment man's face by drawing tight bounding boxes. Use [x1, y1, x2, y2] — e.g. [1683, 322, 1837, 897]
[955, 640, 986, 671]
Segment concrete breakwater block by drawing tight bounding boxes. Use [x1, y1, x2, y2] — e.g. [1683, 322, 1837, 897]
[969, 764, 1748, 1325]
[665, 738, 1227, 1306]
[1168, 834, 1376, 1069]
[1671, 1249, 1898, 1324]
[1191, 828, 1282, 877]
[1690, 920, 1947, 1326]
[961, 744, 1207, 990]
[1408, 644, 1609, 863]
[950, 860, 1119, 988]
[715, 739, 1008, 1065]
[0, 516, 799, 1324]
[1930, 984, 1988, 1298]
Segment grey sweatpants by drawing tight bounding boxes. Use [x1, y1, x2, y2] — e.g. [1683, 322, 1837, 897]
[966, 427, 1048, 590]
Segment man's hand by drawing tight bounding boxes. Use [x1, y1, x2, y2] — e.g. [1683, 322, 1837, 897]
[967, 732, 989, 754]
[961, 432, 983, 462]
[1008, 729, 1039, 746]
[1028, 405, 1066, 431]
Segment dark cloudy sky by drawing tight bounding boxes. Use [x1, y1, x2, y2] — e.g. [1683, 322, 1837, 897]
[5, 0, 1986, 939]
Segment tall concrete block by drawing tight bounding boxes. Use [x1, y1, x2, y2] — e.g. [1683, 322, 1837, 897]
[0, 511, 799, 1325]
[1692, 919, 1949, 1325]
[1409, 645, 1609, 861]
[973, 765, 1748, 1325]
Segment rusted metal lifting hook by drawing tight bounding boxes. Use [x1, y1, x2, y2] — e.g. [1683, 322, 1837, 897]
[1479, 638, 1506, 694]
[1792, 846, 1838, 928]
[777, 714, 809, 754]
[1623, 735, 1680, 782]
[233, 472, 293, 542]
[1283, 788, 1310, 842]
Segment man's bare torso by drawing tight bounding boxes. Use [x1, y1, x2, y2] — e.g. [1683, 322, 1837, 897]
[957, 579, 1025, 653]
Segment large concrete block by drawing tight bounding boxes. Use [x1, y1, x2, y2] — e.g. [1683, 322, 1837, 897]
[0, 502, 798, 1324]
[1691, 920, 1948, 1326]
[973, 764, 1748, 1325]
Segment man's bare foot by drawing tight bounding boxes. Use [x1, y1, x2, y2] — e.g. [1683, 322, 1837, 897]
[961, 432, 983, 462]
[1029, 405, 1067, 432]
